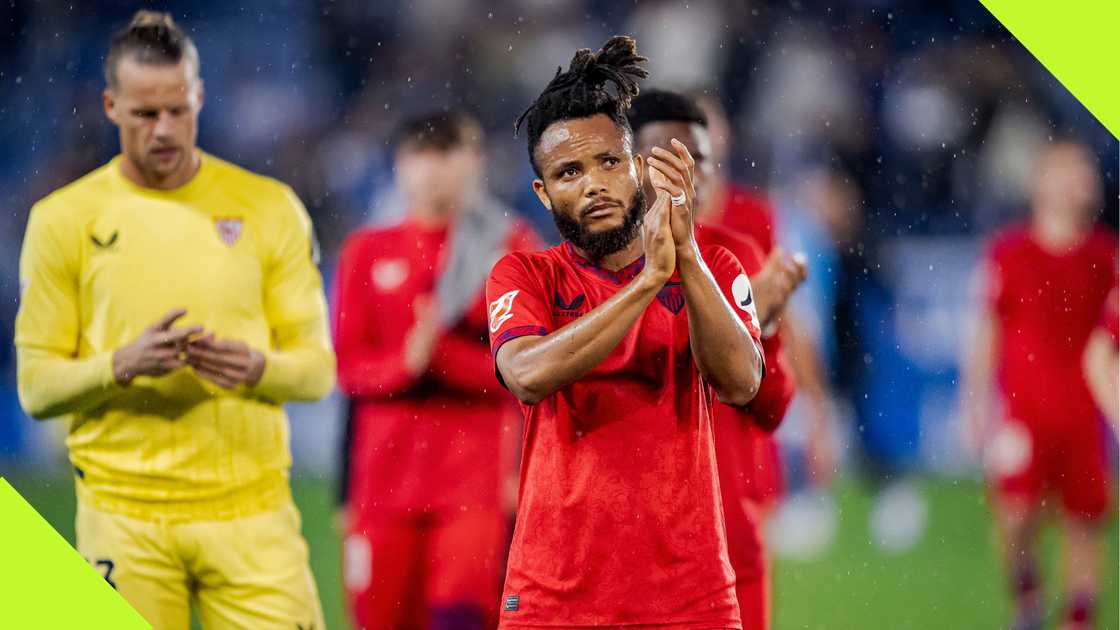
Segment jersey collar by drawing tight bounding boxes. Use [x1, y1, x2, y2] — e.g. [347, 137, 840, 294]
[563, 241, 646, 285]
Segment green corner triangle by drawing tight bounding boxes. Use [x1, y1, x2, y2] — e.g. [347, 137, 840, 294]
[0, 478, 150, 629]
[980, 0, 1120, 138]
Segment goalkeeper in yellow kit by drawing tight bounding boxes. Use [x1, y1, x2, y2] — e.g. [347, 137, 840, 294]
[15, 11, 333, 629]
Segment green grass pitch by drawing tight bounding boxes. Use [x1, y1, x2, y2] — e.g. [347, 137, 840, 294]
[8, 475, 1116, 629]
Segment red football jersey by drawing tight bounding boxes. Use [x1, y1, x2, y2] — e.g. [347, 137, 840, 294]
[334, 218, 538, 514]
[710, 184, 789, 508]
[486, 241, 764, 629]
[714, 183, 776, 256]
[987, 225, 1118, 424]
[695, 223, 795, 583]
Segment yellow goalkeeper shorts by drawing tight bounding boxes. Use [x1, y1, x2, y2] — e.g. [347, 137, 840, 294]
[76, 497, 325, 630]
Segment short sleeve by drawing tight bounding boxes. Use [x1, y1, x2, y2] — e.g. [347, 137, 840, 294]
[485, 253, 552, 358]
[983, 240, 1009, 316]
[704, 245, 764, 346]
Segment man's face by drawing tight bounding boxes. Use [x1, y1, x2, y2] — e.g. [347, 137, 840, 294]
[532, 114, 646, 260]
[103, 56, 203, 185]
[1032, 143, 1101, 223]
[396, 145, 482, 218]
[635, 120, 714, 210]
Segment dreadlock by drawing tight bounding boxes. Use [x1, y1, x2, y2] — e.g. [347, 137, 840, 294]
[515, 35, 649, 177]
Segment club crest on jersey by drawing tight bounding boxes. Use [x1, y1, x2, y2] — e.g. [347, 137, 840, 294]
[214, 217, 243, 246]
[372, 259, 409, 292]
[489, 289, 519, 333]
[657, 282, 685, 315]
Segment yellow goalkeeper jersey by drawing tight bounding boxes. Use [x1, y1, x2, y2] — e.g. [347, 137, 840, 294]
[15, 152, 336, 520]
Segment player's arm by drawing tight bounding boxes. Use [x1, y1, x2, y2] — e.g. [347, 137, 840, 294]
[429, 331, 503, 394]
[1083, 329, 1118, 427]
[190, 186, 335, 402]
[429, 225, 544, 395]
[676, 245, 764, 406]
[715, 231, 800, 427]
[744, 333, 794, 431]
[961, 261, 999, 453]
[15, 205, 198, 418]
[1083, 290, 1119, 427]
[649, 141, 763, 406]
[255, 188, 335, 402]
[15, 204, 116, 419]
[494, 199, 677, 405]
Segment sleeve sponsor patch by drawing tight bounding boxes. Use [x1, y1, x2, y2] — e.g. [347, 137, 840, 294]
[488, 289, 520, 333]
[731, 274, 760, 328]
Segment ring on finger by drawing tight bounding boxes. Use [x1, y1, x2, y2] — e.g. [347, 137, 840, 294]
[671, 192, 687, 207]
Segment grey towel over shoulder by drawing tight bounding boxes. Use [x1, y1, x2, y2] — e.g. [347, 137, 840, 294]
[435, 195, 515, 328]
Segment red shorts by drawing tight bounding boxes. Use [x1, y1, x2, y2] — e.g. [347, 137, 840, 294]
[987, 412, 1113, 521]
[344, 508, 508, 629]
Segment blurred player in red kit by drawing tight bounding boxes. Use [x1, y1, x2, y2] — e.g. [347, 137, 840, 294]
[334, 111, 538, 629]
[691, 93, 838, 495]
[487, 37, 765, 628]
[963, 140, 1117, 630]
[628, 89, 806, 630]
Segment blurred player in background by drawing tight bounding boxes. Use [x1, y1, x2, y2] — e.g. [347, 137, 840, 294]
[692, 93, 839, 500]
[15, 11, 333, 629]
[333, 111, 538, 629]
[488, 36, 766, 628]
[628, 88, 805, 629]
[963, 140, 1117, 630]
[1084, 285, 1119, 430]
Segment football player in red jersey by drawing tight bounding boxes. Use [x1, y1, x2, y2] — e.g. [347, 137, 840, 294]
[1084, 286, 1119, 430]
[962, 140, 1117, 630]
[486, 37, 765, 629]
[628, 88, 806, 630]
[692, 92, 839, 498]
[334, 111, 538, 629]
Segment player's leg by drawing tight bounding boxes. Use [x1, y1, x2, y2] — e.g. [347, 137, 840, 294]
[1054, 420, 1111, 630]
[994, 497, 1044, 630]
[75, 500, 191, 630]
[344, 509, 425, 629]
[425, 507, 507, 629]
[187, 501, 325, 630]
[1059, 516, 1102, 630]
[986, 417, 1046, 630]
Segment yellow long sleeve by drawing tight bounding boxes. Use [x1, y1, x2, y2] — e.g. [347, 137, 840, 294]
[17, 348, 122, 420]
[252, 185, 336, 403]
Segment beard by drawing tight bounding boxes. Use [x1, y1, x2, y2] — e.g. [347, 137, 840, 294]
[551, 187, 646, 262]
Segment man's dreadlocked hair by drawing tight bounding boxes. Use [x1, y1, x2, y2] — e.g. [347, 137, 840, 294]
[515, 36, 649, 177]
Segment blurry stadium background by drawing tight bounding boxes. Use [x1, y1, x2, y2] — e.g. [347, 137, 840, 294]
[1, 1, 1116, 628]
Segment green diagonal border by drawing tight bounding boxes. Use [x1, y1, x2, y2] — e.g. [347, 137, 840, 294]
[980, 0, 1120, 138]
[0, 478, 150, 629]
